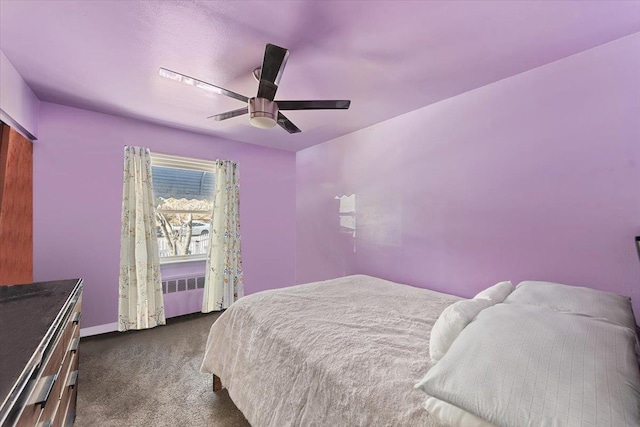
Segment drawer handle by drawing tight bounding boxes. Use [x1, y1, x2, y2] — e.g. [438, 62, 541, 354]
[28, 374, 57, 407]
[72, 311, 81, 324]
[69, 337, 80, 353]
[68, 370, 79, 388]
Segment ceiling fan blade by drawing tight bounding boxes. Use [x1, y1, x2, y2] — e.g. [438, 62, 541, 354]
[277, 112, 301, 134]
[257, 44, 290, 101]
[159, 68, 249, 103]
[207, 107, 249, 121]
[276, 100, 351, 110]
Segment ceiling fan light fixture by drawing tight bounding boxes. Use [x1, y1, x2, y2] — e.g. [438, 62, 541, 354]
[250, 116, 277, 129]
[249, 97, 278, 129]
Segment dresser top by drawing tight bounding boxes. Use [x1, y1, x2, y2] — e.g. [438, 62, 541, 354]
[0, 279, 82, 408]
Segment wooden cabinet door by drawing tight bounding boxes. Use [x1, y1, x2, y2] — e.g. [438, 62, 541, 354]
[0, 123, 33, 285]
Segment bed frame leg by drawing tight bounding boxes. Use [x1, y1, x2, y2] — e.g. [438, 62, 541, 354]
[213, 374, 223, 392]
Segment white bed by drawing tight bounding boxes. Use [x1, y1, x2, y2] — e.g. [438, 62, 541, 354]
[201, 276, 640, 426]
[200, 275, 461, 426]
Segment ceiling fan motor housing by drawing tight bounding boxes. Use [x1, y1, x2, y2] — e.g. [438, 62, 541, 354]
[249, 97, 278, 128]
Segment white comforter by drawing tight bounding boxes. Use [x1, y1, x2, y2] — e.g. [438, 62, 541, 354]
[201, 275, 461, 426]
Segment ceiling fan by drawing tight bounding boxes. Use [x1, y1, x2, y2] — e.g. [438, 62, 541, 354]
[159, 43, 351, 134]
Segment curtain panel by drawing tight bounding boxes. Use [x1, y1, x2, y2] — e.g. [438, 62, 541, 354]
[118, 146, 166, 331]
[202, 160, 243, 312]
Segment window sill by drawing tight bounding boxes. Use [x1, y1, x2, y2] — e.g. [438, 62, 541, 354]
[159, 257, 207, 266]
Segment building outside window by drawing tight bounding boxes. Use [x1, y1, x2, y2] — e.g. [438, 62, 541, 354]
[150, 153, 216, 263]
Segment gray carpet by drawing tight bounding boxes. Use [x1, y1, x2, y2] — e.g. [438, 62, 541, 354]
[76, 312, 250, 427]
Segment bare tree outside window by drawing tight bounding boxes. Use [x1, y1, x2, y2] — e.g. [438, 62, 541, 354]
[155, 198, 213, 257]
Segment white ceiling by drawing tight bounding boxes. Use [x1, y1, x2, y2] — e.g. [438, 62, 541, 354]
[1, 1, 639, 151]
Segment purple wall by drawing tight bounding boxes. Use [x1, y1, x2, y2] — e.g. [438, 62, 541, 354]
[34, 102, 296, 328]
[296, 34, 640, 316]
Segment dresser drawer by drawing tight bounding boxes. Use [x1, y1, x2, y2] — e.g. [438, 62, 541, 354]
[51, 351, 78, 427]
[37, 323, 80, 426]
[12, 286, 82, 427]
[53, 361, 78, 427]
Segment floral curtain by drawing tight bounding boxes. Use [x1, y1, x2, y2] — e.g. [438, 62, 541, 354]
[118, 146, 166, 331]
[202, 160, 243, 312]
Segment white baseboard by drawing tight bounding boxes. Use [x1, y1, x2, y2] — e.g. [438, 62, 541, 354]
[79, 307, 205, 337]
[80, 322, 118, 337]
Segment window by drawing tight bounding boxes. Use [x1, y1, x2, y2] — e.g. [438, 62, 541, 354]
[150, 153, 216, 264]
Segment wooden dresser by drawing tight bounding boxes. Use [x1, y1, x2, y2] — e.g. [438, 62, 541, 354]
[0, 279, 83, 427]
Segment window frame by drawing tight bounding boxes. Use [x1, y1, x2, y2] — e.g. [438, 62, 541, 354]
[150, 152, 217, 265]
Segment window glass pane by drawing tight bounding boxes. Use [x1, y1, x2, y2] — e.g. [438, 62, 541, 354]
[151, 163, 215, 260]
[156, 212, 212, 258]
[151, 166, 215, 201]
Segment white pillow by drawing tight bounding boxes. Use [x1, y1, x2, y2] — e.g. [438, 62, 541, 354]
[417, 304, 640, 426]
[474, 281, 514, 303]
[421, 396, 496, 427]
[429, 298, 492, 363]
[504, 280, 636, 331]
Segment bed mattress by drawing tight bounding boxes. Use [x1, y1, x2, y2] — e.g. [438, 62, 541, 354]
[201, 275, 461, 426]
